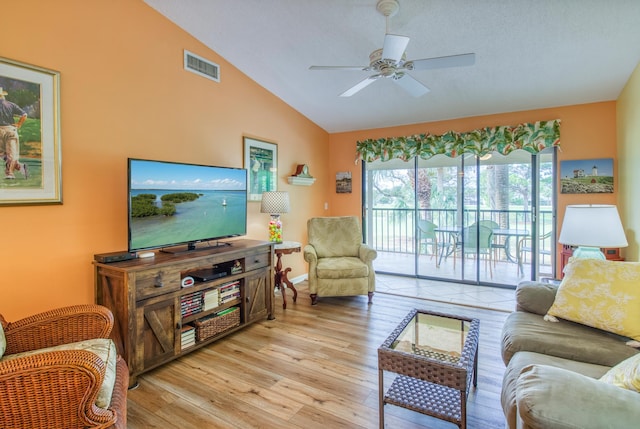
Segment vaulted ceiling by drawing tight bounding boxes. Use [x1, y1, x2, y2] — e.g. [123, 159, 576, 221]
[144, 0, 640, 133]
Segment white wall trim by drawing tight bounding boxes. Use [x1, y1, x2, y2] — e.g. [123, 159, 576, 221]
[290, 273, 308, 284]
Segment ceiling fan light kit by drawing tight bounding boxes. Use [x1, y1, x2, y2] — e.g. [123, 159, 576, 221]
[310, 0, 476, 97]
[377, 0, 400, 18]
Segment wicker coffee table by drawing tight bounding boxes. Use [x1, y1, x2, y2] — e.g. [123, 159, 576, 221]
[378, 309, 480, 429]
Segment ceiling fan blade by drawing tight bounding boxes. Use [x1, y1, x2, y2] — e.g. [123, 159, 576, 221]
[309, 65, 368, 71]
[393, 73, 430, 97]
[382, 34, 410, 63]
[409, 53, 476, 70]
[339, 76, 379, 97]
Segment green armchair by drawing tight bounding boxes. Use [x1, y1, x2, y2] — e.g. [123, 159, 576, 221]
[304, 216, 377, 305]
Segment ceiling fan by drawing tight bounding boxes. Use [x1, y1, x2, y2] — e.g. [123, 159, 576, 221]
[309, 0, 476, 97]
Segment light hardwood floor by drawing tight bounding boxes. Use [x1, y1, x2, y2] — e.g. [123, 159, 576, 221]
[126, 283, 510, 428]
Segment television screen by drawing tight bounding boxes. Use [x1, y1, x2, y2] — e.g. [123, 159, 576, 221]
[128, 158, 247, 253]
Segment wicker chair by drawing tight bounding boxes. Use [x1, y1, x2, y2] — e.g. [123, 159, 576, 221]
[0, 305, 128, 429]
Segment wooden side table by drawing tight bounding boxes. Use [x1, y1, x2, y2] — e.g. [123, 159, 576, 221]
[274, 241, 301, 309]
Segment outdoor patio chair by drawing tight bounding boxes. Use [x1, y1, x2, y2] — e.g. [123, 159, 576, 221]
[417, 220, 441, 266]
[517, 230, 553, 275]
[477, 219, 505, 266]
[454, 224, 494, 278]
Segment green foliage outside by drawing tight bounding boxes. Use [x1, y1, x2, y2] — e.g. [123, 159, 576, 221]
[370, 162, 553, 210]
[131, 192, 200, 218]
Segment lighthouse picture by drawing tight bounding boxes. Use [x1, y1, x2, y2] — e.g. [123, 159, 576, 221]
[560, 158, 613, 194]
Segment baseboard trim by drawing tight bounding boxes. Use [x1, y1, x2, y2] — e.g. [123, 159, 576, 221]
[290, 273, 308, 284]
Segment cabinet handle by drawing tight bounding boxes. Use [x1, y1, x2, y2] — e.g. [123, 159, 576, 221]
[154, 273, 164, 288]
[176, 322, 182, 330]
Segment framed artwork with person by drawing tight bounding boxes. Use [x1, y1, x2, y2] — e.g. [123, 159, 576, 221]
[0, 57, 61, 205]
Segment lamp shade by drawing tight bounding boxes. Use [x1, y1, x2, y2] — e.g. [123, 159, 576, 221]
[260, 191, 290, 214]
[558, 205, 628, 248]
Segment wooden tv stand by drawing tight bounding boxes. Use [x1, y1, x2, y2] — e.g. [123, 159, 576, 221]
[94, 239, 274, 386]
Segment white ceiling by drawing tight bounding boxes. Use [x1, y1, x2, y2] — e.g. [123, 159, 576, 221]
[144, 0, 640, 133]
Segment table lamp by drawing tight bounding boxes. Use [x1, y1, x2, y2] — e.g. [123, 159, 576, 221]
[558, 204, 628, 259]
[260, 191, 290, 243]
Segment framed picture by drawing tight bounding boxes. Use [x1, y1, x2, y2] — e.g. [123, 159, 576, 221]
[560, 158, 613, 194]
[0, 57, 61, 205]
[243, 137, 277, 201]
[336, 171, 352, 193]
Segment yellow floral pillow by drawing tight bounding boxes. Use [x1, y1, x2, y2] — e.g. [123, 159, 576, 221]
[600, 353, 640, 392]
[547, 258, 640, 341]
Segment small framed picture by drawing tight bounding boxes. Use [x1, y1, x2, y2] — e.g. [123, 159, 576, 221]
[0, 57, 62, 205]
[336, 171, 352, 193]
[560, 158, 613, 193]
[243, 137, 277, 201]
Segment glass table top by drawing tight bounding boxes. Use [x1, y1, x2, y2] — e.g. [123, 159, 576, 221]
[390, 311, 471, 363]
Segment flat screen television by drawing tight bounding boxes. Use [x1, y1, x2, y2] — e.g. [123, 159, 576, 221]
[128, 158, 247, 253]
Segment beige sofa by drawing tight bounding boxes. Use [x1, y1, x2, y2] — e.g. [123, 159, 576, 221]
[304, 216, 377, 305]
[501, 280, 640, 429]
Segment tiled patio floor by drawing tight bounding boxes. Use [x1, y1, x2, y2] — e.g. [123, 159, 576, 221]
[375, 273, 517, 312]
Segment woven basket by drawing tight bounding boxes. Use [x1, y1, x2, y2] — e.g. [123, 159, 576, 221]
[194, 307, 240, 341]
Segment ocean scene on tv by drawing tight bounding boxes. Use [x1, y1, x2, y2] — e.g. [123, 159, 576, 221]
[128, 159, 247, 251]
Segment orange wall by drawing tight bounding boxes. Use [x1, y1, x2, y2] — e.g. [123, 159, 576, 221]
[329, 102, 619, 273]
[0, 0, 330, 320]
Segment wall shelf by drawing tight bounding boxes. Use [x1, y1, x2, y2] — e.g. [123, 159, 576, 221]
[288, 176, 316, 186]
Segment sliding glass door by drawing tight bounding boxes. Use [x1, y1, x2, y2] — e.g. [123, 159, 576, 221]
[365, 158, 416, 276]
[364, 148, 556, 286]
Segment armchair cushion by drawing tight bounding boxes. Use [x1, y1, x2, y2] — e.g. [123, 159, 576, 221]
[316, 257, 369, 279]
[1, 338, 117, 408]
[307, 216, 362, 258]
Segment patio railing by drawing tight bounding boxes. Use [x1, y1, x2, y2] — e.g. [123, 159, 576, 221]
[367, 208, 554, 263]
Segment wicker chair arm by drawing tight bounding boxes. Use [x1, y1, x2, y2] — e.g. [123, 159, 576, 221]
[109, 356, 129, 429]
[4, 304, 114, 354]
[0, 349, 116, 428]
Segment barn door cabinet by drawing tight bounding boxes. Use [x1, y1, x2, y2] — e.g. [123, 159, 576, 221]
[94, 239, 274, 386]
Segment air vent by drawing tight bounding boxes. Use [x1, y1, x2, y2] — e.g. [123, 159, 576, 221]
[184, 50, 220, 82]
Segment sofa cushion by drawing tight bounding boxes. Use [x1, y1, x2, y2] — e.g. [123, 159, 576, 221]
[547, 258, 640, 341]
[515, 281, 558, 315]
[502, 351, 610, 429]
[600, 352, 640, 392]
[501, 311, 638, 367]
[2, 338, 117, 409]
[316, 257, 369, 279]
[516, 364, 640, 429]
